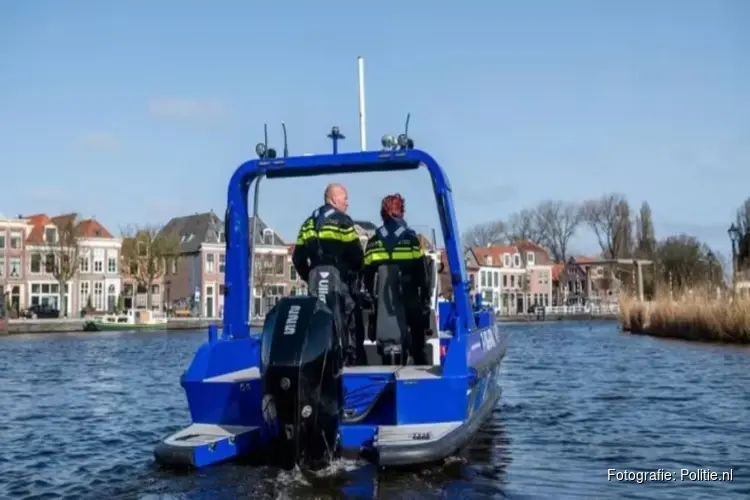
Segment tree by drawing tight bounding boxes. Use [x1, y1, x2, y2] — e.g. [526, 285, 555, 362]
[735, 197, 750, 270]
[534, 200, 581, 262]
[251, 253, 276, 316]
[44, 217, 82, 316]
[655, 234, 722, 291]
[634, 201, 656, 259]
[462, 220, 506, 248]
[121, 225, 179, 309]
[581, 193, 628, 259]
[613, 199, 633, 258]
[504, 209, 546, 243]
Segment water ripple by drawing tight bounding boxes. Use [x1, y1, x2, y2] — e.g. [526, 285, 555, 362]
[1, 323, 749, 499]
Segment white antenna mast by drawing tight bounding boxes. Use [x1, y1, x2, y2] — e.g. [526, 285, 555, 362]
[357, 56, 367, 151]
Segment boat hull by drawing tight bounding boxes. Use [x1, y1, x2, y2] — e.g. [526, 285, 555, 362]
[84, 321, 168, 332]
[154, 324, 508, 469]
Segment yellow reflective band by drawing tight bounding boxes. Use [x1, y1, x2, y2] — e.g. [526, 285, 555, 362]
[296, 226, 359, 244]
[363, 247, 423, 266]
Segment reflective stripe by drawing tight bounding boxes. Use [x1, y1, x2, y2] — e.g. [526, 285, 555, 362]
[296, 221, 359, 244]
[364, 246, 423, 266]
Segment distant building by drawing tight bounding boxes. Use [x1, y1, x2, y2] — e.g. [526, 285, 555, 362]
[0, 212, 121, 315]
[159, 211, 292, 318]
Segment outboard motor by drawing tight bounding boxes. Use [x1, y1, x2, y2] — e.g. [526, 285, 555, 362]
[261, 295, 343, 471]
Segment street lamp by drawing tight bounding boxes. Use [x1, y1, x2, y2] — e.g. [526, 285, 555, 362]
[728, 223, 740, 293]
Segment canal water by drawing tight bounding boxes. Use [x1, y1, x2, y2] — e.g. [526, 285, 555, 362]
[1, 322, 748, 499]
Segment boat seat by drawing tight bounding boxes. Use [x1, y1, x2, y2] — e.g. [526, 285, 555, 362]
[307, 264, 345, 333]
[371, 264, 409, 364]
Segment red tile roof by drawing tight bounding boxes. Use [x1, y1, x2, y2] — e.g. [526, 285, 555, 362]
[552, 263, 565, 281]
[470, 245, 518, 267]
[24, 213, 114, 245]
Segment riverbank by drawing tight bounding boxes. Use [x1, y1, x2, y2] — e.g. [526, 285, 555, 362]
[3, 317, 264, 335]
[620, 296, 750, 343]
[497, 313, 618, 323]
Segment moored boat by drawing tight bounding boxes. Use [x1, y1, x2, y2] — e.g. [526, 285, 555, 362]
[83, 309, 168, 332]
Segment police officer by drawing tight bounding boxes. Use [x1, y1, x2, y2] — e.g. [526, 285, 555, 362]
[292, 183, 365, 365]
[362, 194, 430, 365]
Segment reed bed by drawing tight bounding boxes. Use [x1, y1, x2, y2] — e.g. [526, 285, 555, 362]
[620, 293, 750, 344]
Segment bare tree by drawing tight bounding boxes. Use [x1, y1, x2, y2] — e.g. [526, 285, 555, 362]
[462, 220, 506, 248]
[581, 193, 627, 259]
[504, 208, 546, 244]
[121, 225, 179, 309]
[535, 200, 581, 262]
[634, 201, 656, 259]
[43, 217, 82, 316]
[251, 253, 275, 316]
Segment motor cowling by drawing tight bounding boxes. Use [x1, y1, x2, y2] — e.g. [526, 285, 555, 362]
[261, 295, 343, 471]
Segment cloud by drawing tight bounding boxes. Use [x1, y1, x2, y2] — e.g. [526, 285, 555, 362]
[149, 97, 225, 122]
[80, 131, 119, 152]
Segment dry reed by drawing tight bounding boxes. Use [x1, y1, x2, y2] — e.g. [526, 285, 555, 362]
[619, 292, 750, 343]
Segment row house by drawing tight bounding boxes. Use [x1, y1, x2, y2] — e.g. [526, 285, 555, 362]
[552, 256, 621, 305]
[0, 214, 29, 312]
[160, 211, 296, 319]
[464, 241, 554, 314]
[0, 213, 121, 316]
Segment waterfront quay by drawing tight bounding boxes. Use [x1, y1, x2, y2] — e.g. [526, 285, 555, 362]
[3, 317, 244, 335]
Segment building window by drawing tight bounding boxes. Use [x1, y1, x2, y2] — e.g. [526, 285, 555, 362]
[93, 282, 104, 311]
[510, 275, 515, 288]
[0, 233, 5, 248]
[513, 254, 521, 268]
[480, 271, 487, 287]
[80, 255, 90, 273]
[0, 256, 4, 277]
[263, 229, 274, 245]
[45, 254, 55, 274]
[206, 253, 215, 273]
[30, 283, 60, 308]
[527, 252, 535, 266]
[30, 253, 41, 274]
[107, 284, 116, 312]
[493, 272, 499, 287]
[502, 274, 507, 287]
[9, 257, 21, 278]
[219, 253, 226, 273]
[93, 249, 104, 273]
[274, 255, 285, 275]
[219, 231, 226, 243]
[503, 254, 511, 267]
[290, 264, 298, 281]
[10, 231, 22, 249]
[45, 227, 57, 244]
[108, 257, 117, 273]
[80, 281, 90, 309]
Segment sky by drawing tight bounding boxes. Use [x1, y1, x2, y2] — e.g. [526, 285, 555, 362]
[1, 0, 748, 260]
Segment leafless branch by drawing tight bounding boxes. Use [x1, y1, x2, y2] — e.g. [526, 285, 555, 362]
[534, 200, 581, 262]
[462, 220, 506, 248]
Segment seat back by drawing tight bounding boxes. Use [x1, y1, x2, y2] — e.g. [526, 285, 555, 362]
[373, 264, 409, 362]
[307, 265, 343, 330]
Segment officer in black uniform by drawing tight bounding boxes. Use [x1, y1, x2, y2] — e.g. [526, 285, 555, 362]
[292, 183, 365, 365]
[362, 194, 431, 365]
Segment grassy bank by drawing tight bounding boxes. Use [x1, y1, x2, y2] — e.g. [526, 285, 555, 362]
[620, 294, 750, 344]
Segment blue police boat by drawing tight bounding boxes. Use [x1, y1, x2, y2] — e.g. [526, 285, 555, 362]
[154, 125, 509, 471]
